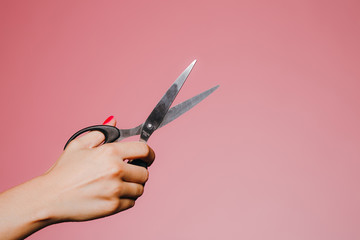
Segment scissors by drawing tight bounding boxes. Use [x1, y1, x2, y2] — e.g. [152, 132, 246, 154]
[64, 60, 219, 168]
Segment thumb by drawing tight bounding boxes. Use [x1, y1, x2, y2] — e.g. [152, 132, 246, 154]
[69, 116, 117, 149]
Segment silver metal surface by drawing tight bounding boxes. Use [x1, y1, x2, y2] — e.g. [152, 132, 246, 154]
[140, 60, 197, 142]
[115, 84, 219, 141]
[159, 85, 219, 128]
[117, 126, 143, 141]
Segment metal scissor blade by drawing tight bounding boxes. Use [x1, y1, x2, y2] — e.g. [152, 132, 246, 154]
[159, 85, 219, 128]
[117, 85, 219, 141]
[117, 126, 143, 141]
[140, 60, 196, 142]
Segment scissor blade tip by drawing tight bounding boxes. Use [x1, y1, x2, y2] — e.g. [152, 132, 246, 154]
[211, 85, 220, 90]
[185, 60, 197, 72]
[206, 85, 220, 94]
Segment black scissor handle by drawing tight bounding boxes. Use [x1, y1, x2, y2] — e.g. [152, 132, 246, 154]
[64, 125, 148, 169]
[64, 125, 121, 150]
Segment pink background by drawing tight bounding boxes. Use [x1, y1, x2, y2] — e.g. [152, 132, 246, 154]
[1, 0, 360, 239]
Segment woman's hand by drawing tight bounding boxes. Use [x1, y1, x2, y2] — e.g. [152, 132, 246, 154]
[43, 117, 155, 222]
[0, 116, 155, 239]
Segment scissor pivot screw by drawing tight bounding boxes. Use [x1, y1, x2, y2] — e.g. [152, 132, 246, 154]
[147, 123, 153, 129]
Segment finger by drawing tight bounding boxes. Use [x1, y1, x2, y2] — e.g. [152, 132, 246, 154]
[121, 161, 149, 184]
[117, 182, 144, 199]
[72, 116, 117, 149]
[116, 198, 135, 212]
[108, 141, 155, 166]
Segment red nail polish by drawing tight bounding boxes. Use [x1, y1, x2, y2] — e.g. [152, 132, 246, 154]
[102, 116, 114, 125]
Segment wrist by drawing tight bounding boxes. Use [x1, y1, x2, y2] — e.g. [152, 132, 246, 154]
[28, 175, 59, 224]
[0, 175, 56, 239]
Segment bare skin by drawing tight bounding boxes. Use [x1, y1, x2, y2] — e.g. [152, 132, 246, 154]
[0, 117, 155, 239]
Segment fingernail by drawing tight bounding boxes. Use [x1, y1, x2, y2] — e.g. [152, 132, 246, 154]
[102, 116, 114, 125]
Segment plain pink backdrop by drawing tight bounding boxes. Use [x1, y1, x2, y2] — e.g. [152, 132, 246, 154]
[1, 0, 360, 239]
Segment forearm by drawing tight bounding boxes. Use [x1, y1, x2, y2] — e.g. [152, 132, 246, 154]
[0, 176, 54, 240]
[0, 116, 154, 239]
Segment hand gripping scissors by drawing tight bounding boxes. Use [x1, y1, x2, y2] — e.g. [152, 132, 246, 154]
[64, 60, 219, 168]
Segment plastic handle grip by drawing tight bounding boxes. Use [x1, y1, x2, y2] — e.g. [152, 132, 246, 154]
[129, 159, 148, 169]
[64, 125, 120, 150]
[64, 125, 148, 169]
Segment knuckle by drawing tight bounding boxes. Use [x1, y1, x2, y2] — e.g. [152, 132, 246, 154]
[105, 198, 121, 213]
[135, 142, 150, 156]
[128, 200, 136, 208]
[136, 185, 145, 197]
[107, 161, 125, 178]
[100, 144, 118, 157]
[116, 199, 135, 211]
[142, 143, 151, 156]
[113, 184, 123, 196]
[114, 162, 125, 176]
[142, 170, 149, 183]
[103, 181, 119, 197]
[106, 180, 122, 196]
